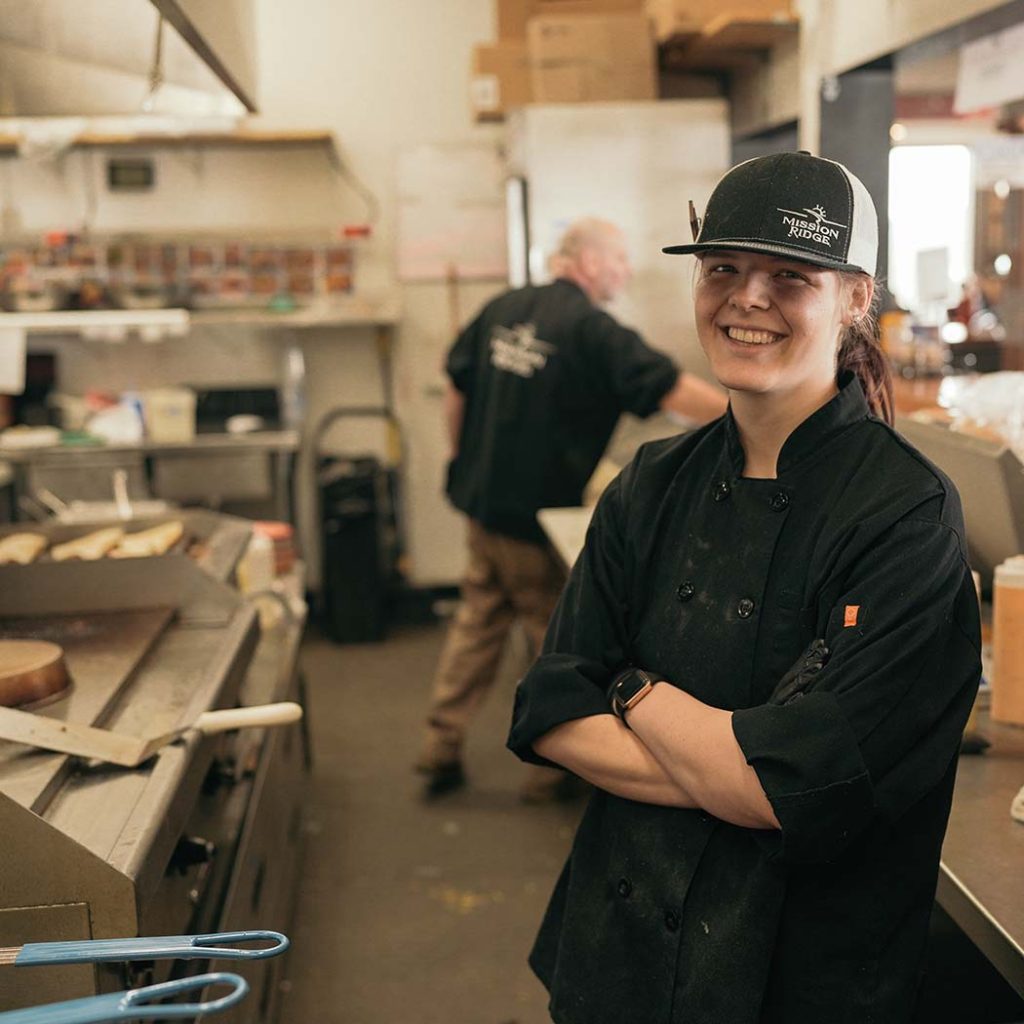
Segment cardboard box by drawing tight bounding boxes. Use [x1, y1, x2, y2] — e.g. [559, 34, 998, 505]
[647, 0, 794, 38]
[498, 0, 644, 38]
[471, 42, 532, 121]
[497, 0, 535, 38]
[536, 0, 646, 12]
[527, 13, 656, 102]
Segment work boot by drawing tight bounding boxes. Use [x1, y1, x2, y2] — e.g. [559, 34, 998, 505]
[416, 761, 466, 799]
[414, 741, 466, 800]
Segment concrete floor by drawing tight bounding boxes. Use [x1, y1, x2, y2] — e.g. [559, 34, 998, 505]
[279, 623, 584, 1024]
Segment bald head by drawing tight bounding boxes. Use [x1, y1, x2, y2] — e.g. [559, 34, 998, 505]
[550, 217, 632, 305]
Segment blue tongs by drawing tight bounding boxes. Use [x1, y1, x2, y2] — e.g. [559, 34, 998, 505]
[0, 931, 289, 968]
[0, 972, 248, 1023]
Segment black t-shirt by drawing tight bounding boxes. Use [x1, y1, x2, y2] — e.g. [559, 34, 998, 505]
[508, 373, 982, 1023]
[445, 278, 679, 542]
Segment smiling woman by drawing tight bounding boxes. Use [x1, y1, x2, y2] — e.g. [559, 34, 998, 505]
[507, 152, 982, 1024]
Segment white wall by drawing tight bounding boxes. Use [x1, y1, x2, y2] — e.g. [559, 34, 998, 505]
[248, 0, 504, 586]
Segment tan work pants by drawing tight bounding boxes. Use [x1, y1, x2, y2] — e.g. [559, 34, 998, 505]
[421, 519, 567, 768]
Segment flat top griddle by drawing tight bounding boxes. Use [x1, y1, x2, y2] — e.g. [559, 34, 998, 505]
[0, 608, 174, 811]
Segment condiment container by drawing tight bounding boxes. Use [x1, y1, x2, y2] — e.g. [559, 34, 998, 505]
[992, 555, 1024, 726]
[143, 387, 196, 443]
[964, 569, 983, 736]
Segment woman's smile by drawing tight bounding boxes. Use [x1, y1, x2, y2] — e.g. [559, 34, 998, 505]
[720, 324, 787, 347]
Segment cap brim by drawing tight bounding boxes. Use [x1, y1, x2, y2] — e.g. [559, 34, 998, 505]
[661, 239, 870, 275]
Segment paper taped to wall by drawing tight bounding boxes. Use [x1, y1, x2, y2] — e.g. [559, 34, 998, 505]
[0, 327, 26, 395]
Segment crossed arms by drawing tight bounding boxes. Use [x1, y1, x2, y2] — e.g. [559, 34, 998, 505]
[534, 680, 780, 829]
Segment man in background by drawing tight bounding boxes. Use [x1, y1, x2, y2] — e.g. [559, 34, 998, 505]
[416, 217, 726, 800]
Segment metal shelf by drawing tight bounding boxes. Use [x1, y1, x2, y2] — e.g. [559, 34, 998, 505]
[0, 308, 190, 336]
[0, 297, 402, 336]
[0, 129, 338, 163]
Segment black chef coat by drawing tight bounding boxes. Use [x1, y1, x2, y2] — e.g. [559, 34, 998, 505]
[445, 278, 679, 543]
[508, 372, 982, 1024]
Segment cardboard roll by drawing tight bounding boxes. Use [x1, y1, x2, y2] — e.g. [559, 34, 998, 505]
[0, 640, 71, 708]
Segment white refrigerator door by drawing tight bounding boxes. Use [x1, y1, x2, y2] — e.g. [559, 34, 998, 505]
[508, 100, 729, 374]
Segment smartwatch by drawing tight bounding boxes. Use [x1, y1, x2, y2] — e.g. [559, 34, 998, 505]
[608, 668, 659, 726]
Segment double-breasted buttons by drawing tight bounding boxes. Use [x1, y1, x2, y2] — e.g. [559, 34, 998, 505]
[617, 878, 632, 899]
[769, 491, 790, 512]
[712, 480, 731, 502]
[664, 910, 681, 932]
[737, 598, 755, 618]
[676, 581, 695, 602]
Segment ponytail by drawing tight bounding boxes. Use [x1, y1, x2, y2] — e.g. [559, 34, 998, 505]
[837, 274, 894, 426]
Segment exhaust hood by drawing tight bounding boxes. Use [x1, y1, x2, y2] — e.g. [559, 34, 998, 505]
[0, 0, 257, 118]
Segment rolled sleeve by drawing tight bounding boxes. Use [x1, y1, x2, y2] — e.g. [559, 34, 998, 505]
[732, 692, 874, 862]
[733, 511, 981, 864]
[582, 312, 679, 418]
[508, 653, 614, 766]
[507, 469, 634, 764]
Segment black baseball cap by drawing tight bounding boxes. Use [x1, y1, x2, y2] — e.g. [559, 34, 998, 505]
[663, 151, 878, 276]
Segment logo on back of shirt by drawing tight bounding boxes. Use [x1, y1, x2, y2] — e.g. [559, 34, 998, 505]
[489, 322, 554, 378]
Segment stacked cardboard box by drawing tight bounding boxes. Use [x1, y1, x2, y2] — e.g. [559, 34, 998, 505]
[470, 41, 532, 121]
[527, 12, 656, 103]
[499, 0, 645, 37]
[471, 0, 656, 119]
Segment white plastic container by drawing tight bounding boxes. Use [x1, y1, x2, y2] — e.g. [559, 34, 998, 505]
[237, 532, 275, 594]
[143, 387, 196, 443]
[236, 532, 280, 629]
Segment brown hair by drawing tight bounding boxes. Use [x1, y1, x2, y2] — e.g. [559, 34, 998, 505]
[837, 273, 894, 426]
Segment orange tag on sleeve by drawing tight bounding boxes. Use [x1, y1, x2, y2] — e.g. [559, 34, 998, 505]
[844, 605, 860, 627]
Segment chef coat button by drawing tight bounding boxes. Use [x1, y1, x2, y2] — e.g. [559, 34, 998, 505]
[737, 598, 755, 618]
[676, 581, 695, 602]
[664, 909, 681, 932]
[712, 480, 731, 502]
[617, 878, 632, 899]
[769, 491, 790, 512]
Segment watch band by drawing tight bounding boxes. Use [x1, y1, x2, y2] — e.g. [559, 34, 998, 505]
[608, 668, 658, 727]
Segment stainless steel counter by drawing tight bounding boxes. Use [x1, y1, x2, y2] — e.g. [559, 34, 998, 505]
[538, 505, 1024, 997]
[939, 716, 1024, 997]
[0, 516, 308, 1022]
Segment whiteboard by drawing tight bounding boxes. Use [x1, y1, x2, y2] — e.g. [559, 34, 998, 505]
[396, 142, 508, 282]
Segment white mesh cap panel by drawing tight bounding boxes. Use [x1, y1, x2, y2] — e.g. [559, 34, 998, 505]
[841, 162, 879, 277]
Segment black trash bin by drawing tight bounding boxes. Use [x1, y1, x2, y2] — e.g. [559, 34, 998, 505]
[314, 408, 403, 643]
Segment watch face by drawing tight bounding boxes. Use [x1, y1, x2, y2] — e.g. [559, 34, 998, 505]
[616, 669, 653, 707]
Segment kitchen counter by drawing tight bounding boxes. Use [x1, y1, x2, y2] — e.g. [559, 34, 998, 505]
[538, 506, 594, 570]
[938, 716, 1024, 998]
[538, 505, 1024, 997]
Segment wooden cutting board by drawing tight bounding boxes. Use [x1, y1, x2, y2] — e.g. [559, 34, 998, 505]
[0, 640, 70, 708]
